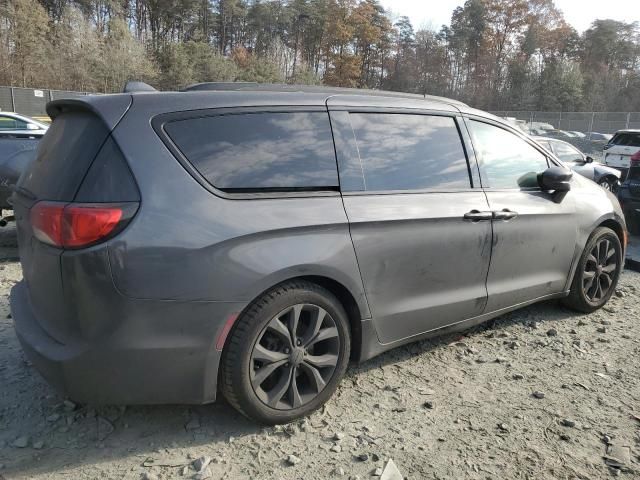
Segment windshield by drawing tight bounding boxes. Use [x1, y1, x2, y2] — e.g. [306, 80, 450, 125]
[551, 140, 583, 162]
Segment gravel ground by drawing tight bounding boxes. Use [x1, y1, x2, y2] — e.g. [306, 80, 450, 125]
[0, 225, 639, 480]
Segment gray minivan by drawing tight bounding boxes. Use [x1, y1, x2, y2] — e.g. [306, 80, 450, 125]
[11, 84, 626, 424]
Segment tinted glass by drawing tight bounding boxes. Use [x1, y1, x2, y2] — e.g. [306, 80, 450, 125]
[611, 132, 640, 147]
[164, 112, 338, 191]
[18, 111, 110, 201]
[0, 116, 24, 130]
[551, 140, 583, 162]
[348, 113, 470, 191]
[468, 121, 549, 189]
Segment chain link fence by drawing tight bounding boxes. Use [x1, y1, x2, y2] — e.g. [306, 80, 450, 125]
[0, 86, 97, 120]
[490, 111, 640, 137]
[489, 111, 640, 162]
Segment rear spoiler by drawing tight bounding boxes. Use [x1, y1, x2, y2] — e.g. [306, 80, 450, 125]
[46, 95, 132, 131]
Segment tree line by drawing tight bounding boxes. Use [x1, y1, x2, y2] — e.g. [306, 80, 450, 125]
[1, 0, 639, 111]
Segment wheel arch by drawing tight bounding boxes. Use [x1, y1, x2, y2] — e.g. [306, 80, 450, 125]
[218, 274, 366, 364]
[597, 173, 620, 186]
[565, 213, 626, 292]
[598, 218, 626, 253]
[297, 275, 364, 362]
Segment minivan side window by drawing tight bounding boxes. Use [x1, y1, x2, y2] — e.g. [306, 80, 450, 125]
[348, 113, 471, 191]
[468, 120, 549, 189]
[164, 112, 338, 192]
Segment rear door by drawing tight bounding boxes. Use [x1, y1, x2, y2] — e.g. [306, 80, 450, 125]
[465, 118, 578, 312]
[605, 131, 640, 171]
[330, 104, 492, 344]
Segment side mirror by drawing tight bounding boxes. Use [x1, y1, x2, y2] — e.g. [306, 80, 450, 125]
[26, 123, 39, 131]
[585, 156, 594, 163]
[538, 166, 573, 192]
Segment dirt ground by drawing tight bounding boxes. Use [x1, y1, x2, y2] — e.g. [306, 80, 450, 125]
[0, 225, 639, 480]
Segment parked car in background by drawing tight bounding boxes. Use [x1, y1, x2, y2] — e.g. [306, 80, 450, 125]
[0, 144, 39, 210]
[604, 130, 640, 178]
[591, 132, 613, 143]
[534, 136, 622, 191]
[541, 130, 575, 140]
[0, 113, 46, 212]
[617, 151, 640, 234]
[567, 131, 587, 138]
[10, 85, 626, 424]
[0, 112, 48, 138]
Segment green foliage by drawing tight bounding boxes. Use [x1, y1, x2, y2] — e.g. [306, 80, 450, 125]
[236, 55, 285, 83]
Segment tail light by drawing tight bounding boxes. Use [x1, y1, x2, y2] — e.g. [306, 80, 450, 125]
[30, 201, 138, 249]
[630, 150, 640, 166]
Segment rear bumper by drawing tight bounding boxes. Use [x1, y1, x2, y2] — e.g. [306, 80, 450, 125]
[11, 280, 244, 405]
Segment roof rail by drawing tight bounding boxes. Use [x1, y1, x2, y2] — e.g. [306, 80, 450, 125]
[179, 82, 468, 106]
[123, 81, 157, 93]
[182, 82, 260, 91]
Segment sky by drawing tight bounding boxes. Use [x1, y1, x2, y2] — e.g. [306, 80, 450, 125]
[380, 0, 640, 33]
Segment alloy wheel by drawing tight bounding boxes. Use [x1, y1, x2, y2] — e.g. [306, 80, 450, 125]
[250, 303, 340, 410]
[599, 180, 612, 191]
[582, 238, 618, 302]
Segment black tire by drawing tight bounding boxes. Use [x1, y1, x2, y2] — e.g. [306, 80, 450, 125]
[220, 280, 351, 424]
[562, 227, 622, 313]
[597, 176, 618, 193]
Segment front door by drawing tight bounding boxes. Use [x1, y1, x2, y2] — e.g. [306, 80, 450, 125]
[465, 119, 578, 312]
[331, 108, 493, 344]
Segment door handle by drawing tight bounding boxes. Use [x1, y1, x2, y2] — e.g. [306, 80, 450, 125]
[493, 209, 518, 221]
[463, 210, 493, 221]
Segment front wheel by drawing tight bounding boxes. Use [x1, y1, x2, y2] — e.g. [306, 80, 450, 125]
[562, 227, 622, 313]
[220, 280, 351, 424]
[598, 176, 619, 193]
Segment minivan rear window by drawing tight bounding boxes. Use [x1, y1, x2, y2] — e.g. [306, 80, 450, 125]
[18, 111, 110, 201]
[347, 113, 470, 191]
[164, 112, 339, 192]
[610, 132, 640, 147]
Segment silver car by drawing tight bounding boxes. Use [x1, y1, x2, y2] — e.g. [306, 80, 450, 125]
[10, 84, 627, 424]
[0, 112, 48, 137]
[534, 136, 622, 191]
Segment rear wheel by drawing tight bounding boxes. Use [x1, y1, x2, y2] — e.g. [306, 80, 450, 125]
[562, 227, 622, 313]
[220, 280, 350, 424]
